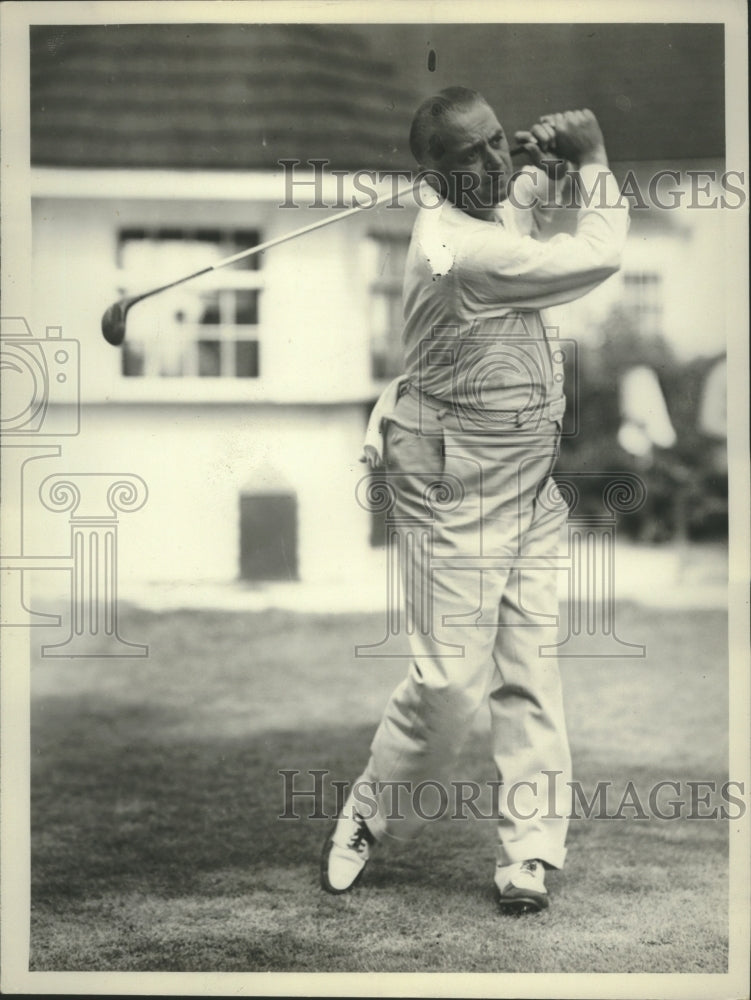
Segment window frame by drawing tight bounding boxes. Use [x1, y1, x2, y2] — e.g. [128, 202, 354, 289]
[364, 229, 410, 386]
[115, 226, 265, 382]
[622, 269, 664, 337]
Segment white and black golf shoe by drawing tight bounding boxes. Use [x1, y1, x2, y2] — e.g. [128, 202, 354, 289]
[495, 858, 550, 914]
[320, 803, 376, 894]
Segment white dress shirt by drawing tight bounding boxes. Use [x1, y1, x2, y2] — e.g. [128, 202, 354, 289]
[362, 164, 629, 466]
[401, 164, 630, 408]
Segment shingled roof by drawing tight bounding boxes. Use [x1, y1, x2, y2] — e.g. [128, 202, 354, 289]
[30, 22, 725, 171]
[30, 23, 417, 170]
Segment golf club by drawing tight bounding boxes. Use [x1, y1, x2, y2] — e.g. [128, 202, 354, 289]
[101, 180, 423, 347]
[101, 148, 532, 347]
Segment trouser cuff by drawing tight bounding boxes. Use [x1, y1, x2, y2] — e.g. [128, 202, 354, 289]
[496, 839, 567, 871]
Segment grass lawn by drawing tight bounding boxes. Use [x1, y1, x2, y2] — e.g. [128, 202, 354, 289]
[30, 603, 729, 973]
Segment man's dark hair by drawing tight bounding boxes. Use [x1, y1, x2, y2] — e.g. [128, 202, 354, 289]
[409, 86, 490, 164]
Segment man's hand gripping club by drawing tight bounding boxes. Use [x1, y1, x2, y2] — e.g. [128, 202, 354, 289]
[514, 108, 609, 179]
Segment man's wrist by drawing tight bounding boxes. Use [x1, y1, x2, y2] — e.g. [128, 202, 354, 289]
[576, 146, 609, 169]
[540, 158, 569, 181]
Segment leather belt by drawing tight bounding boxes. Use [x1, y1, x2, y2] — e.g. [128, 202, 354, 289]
[403, 382, 565, 427]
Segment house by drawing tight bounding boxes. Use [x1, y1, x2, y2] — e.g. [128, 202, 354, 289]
[25, 22, 728, 587]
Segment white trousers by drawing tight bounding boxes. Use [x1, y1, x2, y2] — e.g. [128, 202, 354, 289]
[357, 386, 571, 869]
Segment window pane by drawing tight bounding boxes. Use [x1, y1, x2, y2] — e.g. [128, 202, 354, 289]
[198, 340, 221, 376]
[232, 230, 262, 270]
[122, 341, 145, 377]
[155, 227, 185, 242]
[117, 227, 264, 379]
[371, 351, 389, 381]
[235, 340, 260, 378]
[195, 229, 223, 244]
[198, 292, 221, 325]
[370, 291, 404, 380]
[366, 233, 409, 381]
[235, 290, 260, 325]
[387, 293, 404, 345]
[383, 242, 407, 279]
[623, 271, 663, 335]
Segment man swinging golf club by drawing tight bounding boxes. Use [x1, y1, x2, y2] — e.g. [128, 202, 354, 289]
[321, 88, 629, 913]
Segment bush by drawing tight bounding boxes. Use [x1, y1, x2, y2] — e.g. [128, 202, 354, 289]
[556, 307, 726, 541]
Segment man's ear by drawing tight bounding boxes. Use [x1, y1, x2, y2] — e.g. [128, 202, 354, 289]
[427, 134, 446, 161]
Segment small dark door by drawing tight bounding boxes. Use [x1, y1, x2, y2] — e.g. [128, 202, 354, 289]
[239, 492, 298, 581]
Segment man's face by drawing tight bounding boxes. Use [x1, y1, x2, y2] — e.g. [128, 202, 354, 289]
[426, 100, 513, 217]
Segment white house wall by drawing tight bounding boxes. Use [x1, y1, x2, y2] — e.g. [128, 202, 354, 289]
[28, 178, 415, 584]
[34, 401, 373, 585]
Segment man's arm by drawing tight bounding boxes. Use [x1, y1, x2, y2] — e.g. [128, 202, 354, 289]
[456, 110, 629, 312]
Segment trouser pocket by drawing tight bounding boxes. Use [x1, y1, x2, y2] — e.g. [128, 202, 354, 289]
[382, 419, 446, 522]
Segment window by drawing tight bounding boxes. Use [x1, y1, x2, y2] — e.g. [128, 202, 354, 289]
[116, 228, 263, 378]
[623, 271, 663, 337]
[364, 232, 410, 381]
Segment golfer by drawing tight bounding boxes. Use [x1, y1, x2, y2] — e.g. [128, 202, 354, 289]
[322, 88, 629, 913]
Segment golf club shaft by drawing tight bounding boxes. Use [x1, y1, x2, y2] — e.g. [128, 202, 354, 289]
[102, 158, 534, 346]
[129, 179, 423, 307]
[123, 157, 537, 305]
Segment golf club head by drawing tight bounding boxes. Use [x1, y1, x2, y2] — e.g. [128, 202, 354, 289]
[101, 295, 140, 347]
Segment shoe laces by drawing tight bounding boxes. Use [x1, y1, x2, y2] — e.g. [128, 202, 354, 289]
[520, 859, 540, 876]
[346, 812, 373, 854]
